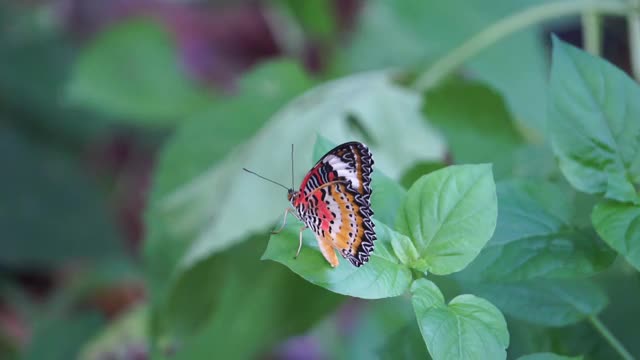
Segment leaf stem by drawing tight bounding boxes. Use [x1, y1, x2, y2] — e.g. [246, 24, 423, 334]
[588, 315, 635, 360]
[414, 0, 630, 91]
[582, 10, 602, 55]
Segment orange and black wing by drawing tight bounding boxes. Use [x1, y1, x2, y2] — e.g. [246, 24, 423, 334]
[298, 142, 375, 267]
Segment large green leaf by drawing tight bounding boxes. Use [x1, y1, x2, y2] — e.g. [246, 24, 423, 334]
[459, 180, 615, 282]
[0, 128, 122, 268]
[424, 80, 524, 178]
[518, 353, 582, 360]
[397, 164, 498, 275]
[144, 60, 313, 304]
[548, 37, 640, 203]
[592, 200, 640, 271]
[262, 220, 412, 299]
[411, 279, 509, 360]
[67, 19, 211, 124]
[169, 236, 343, 359]
[341, 0, 549, 133]
[161, 70, 444, 271]
[470, 279, 607, 327]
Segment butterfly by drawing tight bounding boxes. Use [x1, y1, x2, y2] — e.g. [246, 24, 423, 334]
[244, 141, 376, 267]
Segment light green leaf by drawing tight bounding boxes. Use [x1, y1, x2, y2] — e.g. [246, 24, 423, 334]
[424, 80, 524, 178]
[144, 60, 314, 302]
[68, 19, 211, 124]
[460, 180, 615, 282]
[548, 37, 640, 203]
[592, 200, 640, 271]
[470, 279, 607, 327]
[262, 220, 412, 299]
[163, 70, 444, 270]
[411, 279, 508, 360]
[397, 164, 498, 275]
[518, 353, 583, 360]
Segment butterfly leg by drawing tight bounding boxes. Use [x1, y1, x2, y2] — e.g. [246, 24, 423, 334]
[294, 226, 307, 259]
[271, 208, 291, 235]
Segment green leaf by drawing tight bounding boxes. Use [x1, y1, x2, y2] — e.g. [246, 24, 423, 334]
[144, 60, 313, 303]
[397, 164, 497, 275]
[379, 323, 431, 360]
[470, 279, 607, 327]
[0, 128, 122, 268]
[169, 236, 343, 359]
[592, 200, 640, 271]
[548, 37, 640, 203]
[262, 220, 412, 299]
[313, 135, 407, 226]
[67, 19, 211, 124]
[411, 279, 509, 360]
[24, 312, 104, 360]
[341, 0, 549, 133]
[459, 180, 615, 282]
[400, 161, 446, 189]
[517, 353, 583, 360]
[79, 306, 147, 359]
[161, 70, 444, 271]
[424, 80, 524, 178]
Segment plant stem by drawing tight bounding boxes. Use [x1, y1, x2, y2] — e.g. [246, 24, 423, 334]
[588, 315, 635, 360]
[414, 0, 630, 91]
[582, 10, 602, 55]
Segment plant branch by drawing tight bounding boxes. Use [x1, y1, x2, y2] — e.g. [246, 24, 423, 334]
[414, 0, 630, 91]
[588, 315, 635, 360]
[582, 10, 602, 55]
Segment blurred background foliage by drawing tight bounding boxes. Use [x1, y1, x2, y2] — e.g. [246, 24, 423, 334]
[1, 0, 638, 359]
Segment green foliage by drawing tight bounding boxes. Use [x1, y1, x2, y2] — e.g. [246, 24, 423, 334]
[548, 37, 640, 204]
[263, 220, 413, 299]
[592, 201, 640, 270]
[469, 279, 607, 327]
[411, 279, 509, 360]
[397, 164, 498, 274]
[518, 353, 583, 360]
[424, 80, 524, 178]
[68, 19, 212, 124]
[0, 128, 122, 268]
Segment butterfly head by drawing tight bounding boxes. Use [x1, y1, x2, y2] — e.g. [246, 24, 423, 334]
[287, 188, 300, 204]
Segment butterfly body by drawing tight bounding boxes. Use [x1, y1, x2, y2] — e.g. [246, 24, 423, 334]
[287, 142, 376, 267]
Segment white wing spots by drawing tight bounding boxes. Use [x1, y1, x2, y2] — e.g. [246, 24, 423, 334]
[323, 154, 361, 189]
[324, 194, 343, 236]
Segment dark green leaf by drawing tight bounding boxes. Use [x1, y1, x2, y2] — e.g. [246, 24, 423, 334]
[470, 279, 607, 327]
[517, 353, 583, 360]
[548, 37, 640, 203]
[170, 236, 343, 359]
[68, 19, 211, 124]
[460, 180, 615, 282]
[397, 164, 498, 274]
[79, 306, 147, 359]
[24, 312, 104, 360]
[341, 0, 549, 133]
[0, 128, 122, 268]
[424, 80, 524, 178]
[262, 220, 412, 299]
[400, 161, 446, 189]
[411, 279, 509, 360]
[592, 200, 640, 271]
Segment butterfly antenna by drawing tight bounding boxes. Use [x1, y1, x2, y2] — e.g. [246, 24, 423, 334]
[243, 168, 290, 191]
[291, 144, 295, 189]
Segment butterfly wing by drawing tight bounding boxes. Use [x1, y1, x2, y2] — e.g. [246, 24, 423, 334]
[298, 142, 375, 267]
